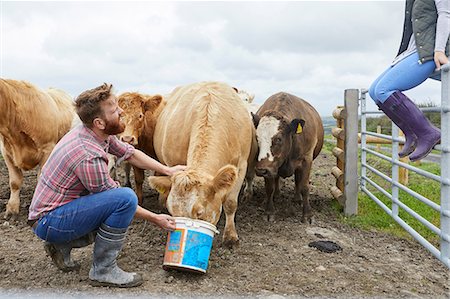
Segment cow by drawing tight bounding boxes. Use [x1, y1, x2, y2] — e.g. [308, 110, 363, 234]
[234, 87, 260, 114]
[252, 92, 324, 223]
[0, 79, 76, 219]
[148, 81, 253, 247]
[115, 92, 165, 203]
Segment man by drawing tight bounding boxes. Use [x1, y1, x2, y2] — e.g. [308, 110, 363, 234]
[28, 83, 185, 288]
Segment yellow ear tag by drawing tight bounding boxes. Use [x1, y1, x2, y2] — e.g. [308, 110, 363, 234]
[296, 123, 303, 134]
[156, 187, 165, 194]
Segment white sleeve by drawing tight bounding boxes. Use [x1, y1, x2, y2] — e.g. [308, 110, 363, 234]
[435, 0, 450, 52]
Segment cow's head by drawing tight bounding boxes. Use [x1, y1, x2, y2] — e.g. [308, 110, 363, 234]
[148, 165, 238, 225]
[252, 111, 305, 177]
[233, 87, 255, 104]
[117, 92, 163, 145]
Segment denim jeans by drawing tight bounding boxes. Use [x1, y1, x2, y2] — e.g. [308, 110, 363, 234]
[33, 187, 138, 244]
[369, 51, 436, 103]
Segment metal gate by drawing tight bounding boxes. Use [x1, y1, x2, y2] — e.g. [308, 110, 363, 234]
[358, 64, 450, 268]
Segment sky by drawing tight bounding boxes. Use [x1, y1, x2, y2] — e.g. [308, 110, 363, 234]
[0, 0, 445, 117]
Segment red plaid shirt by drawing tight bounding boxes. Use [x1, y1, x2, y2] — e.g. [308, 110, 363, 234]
[28, 124, 135, 220]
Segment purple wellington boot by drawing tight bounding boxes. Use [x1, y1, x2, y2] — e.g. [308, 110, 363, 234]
[376, 91, 418, 157]
[379, 91, 440, 162]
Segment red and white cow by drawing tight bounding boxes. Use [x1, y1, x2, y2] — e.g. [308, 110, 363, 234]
[148, 81, 253, 247]
[252, 92, 324, 222]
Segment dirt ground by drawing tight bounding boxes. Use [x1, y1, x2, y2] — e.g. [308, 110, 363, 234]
[0, 152, 448, 298]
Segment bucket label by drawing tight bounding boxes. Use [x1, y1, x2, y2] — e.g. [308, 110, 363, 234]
[164, 229, 186, 264]
[181, 230, 213, 270]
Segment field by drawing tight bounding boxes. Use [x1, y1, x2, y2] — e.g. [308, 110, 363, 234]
[0, 152, 448, 297]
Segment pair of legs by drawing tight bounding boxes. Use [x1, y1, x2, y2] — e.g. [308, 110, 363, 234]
[33, 187, 143, 288]
[369, 52, 441, 161]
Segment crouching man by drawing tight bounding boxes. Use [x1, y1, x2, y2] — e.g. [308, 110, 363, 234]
[28, 83, 185, 288]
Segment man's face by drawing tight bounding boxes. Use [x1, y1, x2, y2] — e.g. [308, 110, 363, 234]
[101, 95, 126, 135]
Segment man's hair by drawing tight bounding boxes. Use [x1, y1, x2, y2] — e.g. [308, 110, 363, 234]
[74, 83, 113, 127]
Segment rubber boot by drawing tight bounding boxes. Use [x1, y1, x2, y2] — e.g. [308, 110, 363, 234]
[89, 223, 143, 288]
[376, 91, 418, 157]
[398, 93, 441, 161]
[44, 231, 96, 272]
[378, 91, 440, 161]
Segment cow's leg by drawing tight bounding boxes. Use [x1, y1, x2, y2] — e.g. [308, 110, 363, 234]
[124, 162, 132, 188]
[133, 166, 144, 204]
[274, 176, 280, 199]
[264, 177, 276, 222]
[222, 168, 246, 248]
[295, 159, 313, 224]
[4, 152, 23, 220]
[241, 166, 255, 202]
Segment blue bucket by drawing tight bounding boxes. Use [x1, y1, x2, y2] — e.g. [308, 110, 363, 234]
[163, 217, 219, 273]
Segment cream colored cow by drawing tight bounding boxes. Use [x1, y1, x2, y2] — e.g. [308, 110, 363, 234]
[0, 79, 76, 219]
[148, 82, 253, 247]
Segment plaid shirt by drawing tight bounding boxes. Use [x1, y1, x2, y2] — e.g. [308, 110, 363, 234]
[28, 124, 135, 220]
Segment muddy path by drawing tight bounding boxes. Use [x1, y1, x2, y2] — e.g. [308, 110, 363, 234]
[0, 153, 448, 297]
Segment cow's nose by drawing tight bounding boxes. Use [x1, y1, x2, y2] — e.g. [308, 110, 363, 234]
[255, 167, 269, 177]
[120, 136, 135, 144]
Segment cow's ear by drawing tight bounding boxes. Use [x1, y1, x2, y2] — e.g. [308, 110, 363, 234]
[289, 119, 305, 135]
[232, 87, 238, 93]
[251, 112, 260, 128]
[148, 175, 172, 196]
[143, 95, 163, 112]
[212, 165, 238, 193]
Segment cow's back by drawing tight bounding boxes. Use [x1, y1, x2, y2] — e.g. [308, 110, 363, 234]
[257, 92, 323, 159]
[154, 82, 253, 168]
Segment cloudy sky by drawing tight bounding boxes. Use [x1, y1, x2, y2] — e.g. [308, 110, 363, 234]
[1, 0, 445, 116]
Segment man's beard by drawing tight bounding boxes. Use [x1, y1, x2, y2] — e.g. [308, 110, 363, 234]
[103, 117, 125, 135]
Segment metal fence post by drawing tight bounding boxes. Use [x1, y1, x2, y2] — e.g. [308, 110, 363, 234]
[391, 123, 400, 218]
[440, 63, 450, 267]
[360, 89, 367, 193]
[344, 89, 359, 215]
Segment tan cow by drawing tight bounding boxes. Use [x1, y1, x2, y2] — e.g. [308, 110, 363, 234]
[148, 81, 253, 247]
[252, 92, 324, 223]
[0, 79, 76, 219]
[116, 92, 165, 203]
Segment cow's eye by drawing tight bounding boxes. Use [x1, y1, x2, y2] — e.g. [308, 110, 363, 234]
[273, 137, 282, 145]
[139, 113, 143, 119]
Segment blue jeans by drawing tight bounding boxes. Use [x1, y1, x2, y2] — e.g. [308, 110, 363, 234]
[33, 187, 138, 244]
[369, 52, 436, 103]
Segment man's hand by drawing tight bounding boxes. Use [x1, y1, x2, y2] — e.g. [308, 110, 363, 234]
[434, 51, 449, 71]
[153, 214, 177, 231]
[165, 165, 187, 176]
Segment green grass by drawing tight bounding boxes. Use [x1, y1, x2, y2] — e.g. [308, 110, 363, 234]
[324, 139, 442, 246]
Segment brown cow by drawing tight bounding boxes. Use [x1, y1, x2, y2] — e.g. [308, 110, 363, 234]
[116, 92, 165, 203]
[148, 81, 253, 247]
[252, 92, 324, 223]
[0, 79, 76, 219]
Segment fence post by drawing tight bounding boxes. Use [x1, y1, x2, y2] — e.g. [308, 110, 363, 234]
[344, 89, 359, 215]
[376, 125, 381, 151]
[331, 106, 346, 205]
[440, 63, 450, 267]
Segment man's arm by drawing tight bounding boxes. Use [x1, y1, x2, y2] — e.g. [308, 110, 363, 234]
[126, 149, 186, 176]
[134, 205, 176, 230]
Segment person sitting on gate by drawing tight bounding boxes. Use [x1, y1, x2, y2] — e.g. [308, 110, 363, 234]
[28, 83, 186, 288]
[369, 0, 449, 161]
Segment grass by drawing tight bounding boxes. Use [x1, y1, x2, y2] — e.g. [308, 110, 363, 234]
[324, 138, 443, 246]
